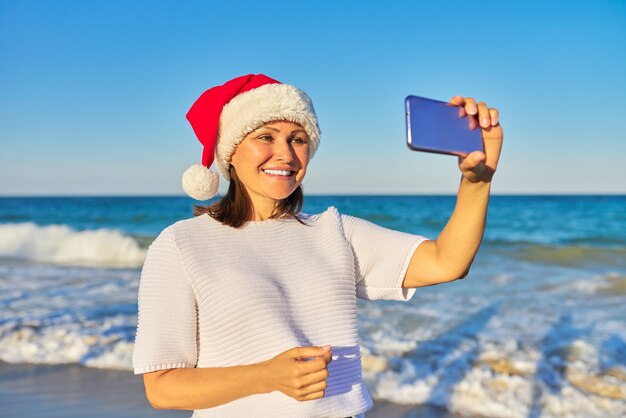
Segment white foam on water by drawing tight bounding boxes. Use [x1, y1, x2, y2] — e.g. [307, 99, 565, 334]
[565, 271, 626, 294]
[0, 261, 138, 370]
[362, 333, 626, 418]
[356, 273, 626, 418]
[0, 222, 146, 267]
[0, 322, 135, 371]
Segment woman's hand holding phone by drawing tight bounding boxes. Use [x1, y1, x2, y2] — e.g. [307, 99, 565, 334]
[448, 96, 503, 184]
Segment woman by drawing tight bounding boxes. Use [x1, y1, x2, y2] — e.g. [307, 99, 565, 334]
[132, 74, 503, 418]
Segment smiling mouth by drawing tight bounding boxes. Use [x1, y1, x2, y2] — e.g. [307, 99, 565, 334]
[262, 169, 294, 177]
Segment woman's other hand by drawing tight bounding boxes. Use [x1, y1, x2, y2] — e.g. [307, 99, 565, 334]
[449, 96, 503, 184]
[261, 345, 332, 401]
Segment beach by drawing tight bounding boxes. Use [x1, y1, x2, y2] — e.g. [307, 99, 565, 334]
[0, 361, 466, 418]
[0, 361, 181, 418]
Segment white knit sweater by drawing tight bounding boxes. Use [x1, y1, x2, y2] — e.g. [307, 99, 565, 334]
[133, 206, 428, 418]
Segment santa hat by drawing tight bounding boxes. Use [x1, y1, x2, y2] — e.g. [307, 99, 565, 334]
[182, 74, 321, 201]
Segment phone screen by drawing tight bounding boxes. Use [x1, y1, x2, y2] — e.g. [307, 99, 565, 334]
[405, 95, 483, 157]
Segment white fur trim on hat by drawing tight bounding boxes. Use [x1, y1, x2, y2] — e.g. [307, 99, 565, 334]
[215, 83, 320, 179]
[182, 164, 219, 201]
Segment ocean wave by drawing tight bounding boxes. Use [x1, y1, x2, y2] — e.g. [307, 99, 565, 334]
[362, 339, 626, 418]
[0, 320, 135, 371]
[6, 317, 623, 418]
[360, 312, 626, 418]
[548, 272, 626, 295]
[1, 274, 624, 418]
[0, 260, 139, 370]
[498, 243, 626, 268]
[0, 222, 146, 268]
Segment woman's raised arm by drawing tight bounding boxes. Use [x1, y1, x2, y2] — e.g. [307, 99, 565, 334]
[402, 177, 491, 287]
[402, 96, 503, 288]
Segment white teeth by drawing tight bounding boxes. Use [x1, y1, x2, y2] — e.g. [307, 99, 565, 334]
[263, 169, 292, 176]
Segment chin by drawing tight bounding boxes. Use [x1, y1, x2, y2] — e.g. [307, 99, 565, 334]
[272, 191, 296, 200]
[267, 186, 299, 201]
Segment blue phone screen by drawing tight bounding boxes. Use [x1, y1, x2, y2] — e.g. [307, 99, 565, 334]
[406, 95, 483, 156]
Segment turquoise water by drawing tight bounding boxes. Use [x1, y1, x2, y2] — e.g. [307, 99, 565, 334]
[3, 194, 624, 249]
[0, 195, 625, 417]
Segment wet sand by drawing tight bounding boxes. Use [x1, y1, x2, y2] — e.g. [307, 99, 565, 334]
[0, 361, 468, 418]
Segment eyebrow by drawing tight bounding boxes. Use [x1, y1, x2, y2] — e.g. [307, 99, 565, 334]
[259, 126, 307, 134]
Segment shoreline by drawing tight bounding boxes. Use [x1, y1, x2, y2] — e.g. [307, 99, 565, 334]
[0, 361, 467, 418]
[0, 361, 187, 418]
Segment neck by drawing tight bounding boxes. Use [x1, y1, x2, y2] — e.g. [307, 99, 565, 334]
[250, 198, 280, 221]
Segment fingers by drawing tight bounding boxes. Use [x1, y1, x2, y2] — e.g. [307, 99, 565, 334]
[450, 95, 499, 129]
[450, 95, 467, 118]
[293, 345, 330, 361]
[464, 98, 480, 131]
[289, 364, 328, 389]
[290, 347, 332, 402]
[458, 151, 487, 181]
[477, 102, 500, 128]
[322, 349, 332, 364]
[477, 102, 491, 128]
[449, 95, 464, 106]
[461, 97, 478, 116]
[489, 108, 499, 126]
[298, 355, 330, 374]
[292, 345, 331, 376]
[452, 96, 478, 129]
[297, 380, 328, 401]
[268, 345, 334, 402]
[299, 367, 329, 388]
[448, 94, 502, 183]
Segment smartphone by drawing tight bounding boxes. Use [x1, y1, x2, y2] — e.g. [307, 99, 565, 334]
[405, 95, 483, 157]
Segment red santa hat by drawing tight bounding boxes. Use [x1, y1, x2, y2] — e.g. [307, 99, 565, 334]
[182, 74, 321, 201]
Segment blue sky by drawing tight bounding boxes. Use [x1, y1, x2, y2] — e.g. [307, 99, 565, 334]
[1, 0, 625, 196]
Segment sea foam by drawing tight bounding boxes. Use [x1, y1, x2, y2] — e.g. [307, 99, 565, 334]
[0, 222, 146, 268]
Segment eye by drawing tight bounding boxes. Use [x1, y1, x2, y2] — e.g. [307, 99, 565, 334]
[257, 134, 273, 142]
[290, 136, 308, 145]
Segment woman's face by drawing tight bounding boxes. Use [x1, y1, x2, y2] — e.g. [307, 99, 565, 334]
[230, 120, 310, 212]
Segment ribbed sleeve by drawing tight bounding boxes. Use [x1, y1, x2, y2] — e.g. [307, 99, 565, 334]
[340, 214, 428, 301]
[132, 227, 198, 374]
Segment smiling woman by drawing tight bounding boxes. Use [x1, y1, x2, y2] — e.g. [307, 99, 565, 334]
[131, 73, 502, 418]
[191, 120, 311, 228]
[181, 74, 320, 228]
[229, 121, 310, 214]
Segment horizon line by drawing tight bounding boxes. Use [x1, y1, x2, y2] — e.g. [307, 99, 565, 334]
[0, 192, 624, 198]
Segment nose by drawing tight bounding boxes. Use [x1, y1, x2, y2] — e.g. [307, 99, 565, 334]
[273, 139, 295, 163]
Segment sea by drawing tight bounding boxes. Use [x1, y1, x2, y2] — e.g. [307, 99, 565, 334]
[0, 195, 625, 418]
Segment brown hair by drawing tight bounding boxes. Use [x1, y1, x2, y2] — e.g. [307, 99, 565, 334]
[192, 166, 308, 228]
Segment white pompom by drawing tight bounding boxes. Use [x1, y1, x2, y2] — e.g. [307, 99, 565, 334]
[182, 164, 219, 201]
